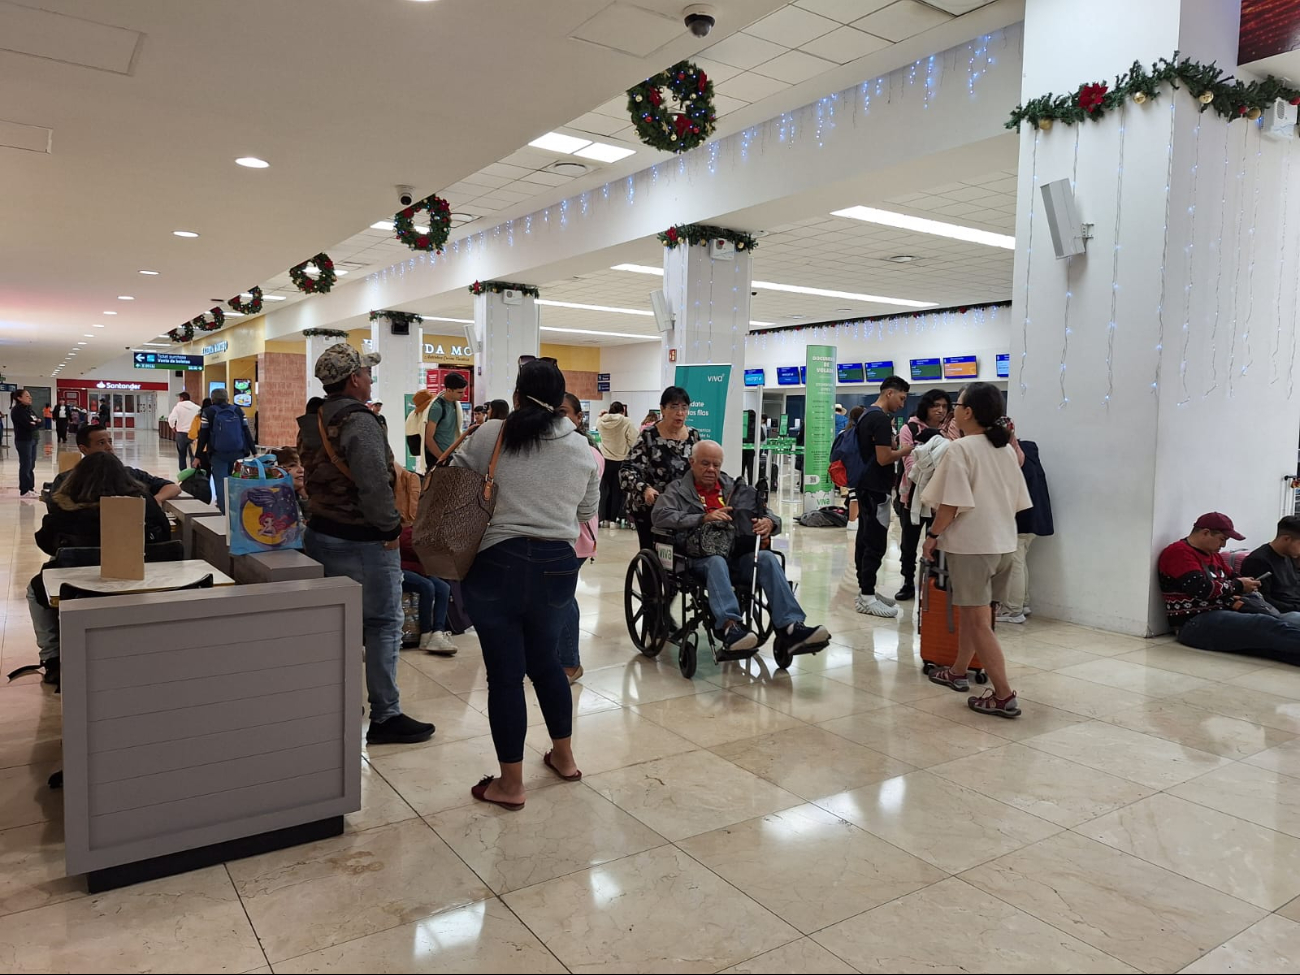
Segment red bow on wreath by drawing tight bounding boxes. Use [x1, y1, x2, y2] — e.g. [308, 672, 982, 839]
[648, 87, 662, 107]
[674, 113, 690, 137]
[666, 227, 679, 243]
[1078, 82, 1108, 113]
[697, 72, 708, 92]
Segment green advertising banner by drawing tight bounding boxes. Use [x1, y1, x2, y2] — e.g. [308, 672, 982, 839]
[802, 344, 836, 504]
[673, 363, 732, 445]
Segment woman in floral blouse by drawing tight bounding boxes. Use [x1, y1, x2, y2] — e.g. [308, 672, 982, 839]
[620, 386, 699, 551]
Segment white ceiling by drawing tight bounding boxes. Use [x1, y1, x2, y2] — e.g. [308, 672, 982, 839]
[0, 0, 789, 377]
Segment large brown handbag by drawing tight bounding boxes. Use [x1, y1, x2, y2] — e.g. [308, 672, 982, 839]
[411, 424, 505, 580]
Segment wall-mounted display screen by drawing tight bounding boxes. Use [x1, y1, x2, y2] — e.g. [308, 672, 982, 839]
[910, 358, 942, 381]
[744, 368, 766, 387]
[837, 362, 865, 383]
[996, 353, 1010, 378]
[865, 360, 895, 382]
[776, 366, 801, 386]
[943, 355, 979, 379]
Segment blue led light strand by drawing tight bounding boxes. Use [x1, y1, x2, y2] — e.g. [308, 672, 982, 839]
[1017, 130, 1039, 395]
[1224, 123, 1250, 396]
[1104, 108, 1126, 407]
[1236, 125, 1263, 386]
[1271, 148, 1293, 385]
[1059, 125, 1081, 409]
[1177, 122, 1203, 406]
[1152, 101, 1177, 393]
[1202, 123, 1231, 398]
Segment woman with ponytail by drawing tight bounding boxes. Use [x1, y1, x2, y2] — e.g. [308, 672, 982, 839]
[451, 360, 600, 809]
[919, 382, 1032, 719]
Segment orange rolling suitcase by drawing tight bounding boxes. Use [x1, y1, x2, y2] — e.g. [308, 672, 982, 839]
[917, 554, 989, 685]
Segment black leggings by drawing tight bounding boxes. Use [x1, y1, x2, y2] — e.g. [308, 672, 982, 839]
[599, 459, 625, 523]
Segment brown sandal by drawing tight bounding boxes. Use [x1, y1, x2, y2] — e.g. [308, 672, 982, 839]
[543, 751, 582, 781]
[471, 775, 524, 810]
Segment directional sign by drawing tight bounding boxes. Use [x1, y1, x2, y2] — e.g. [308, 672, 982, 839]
[133, 352, 204, 371]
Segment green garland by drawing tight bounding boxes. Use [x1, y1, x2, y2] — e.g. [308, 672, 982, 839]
[302, 328, 349, 339]
[627, 60, 716, 153]
[1008, 53, 1300, 130]
[289, 252, 337, 294]
[468, 280, 540, 298]
[369, 310, 423, 329]
[393, 194, 452, 253]
[658, 223, 758, 252]
[228, 286, 263, 315]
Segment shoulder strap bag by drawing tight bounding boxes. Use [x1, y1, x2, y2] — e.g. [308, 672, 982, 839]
[410, 423, 506, 580]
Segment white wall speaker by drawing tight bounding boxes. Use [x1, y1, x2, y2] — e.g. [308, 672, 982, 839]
[710, 238, 735, 260]
[462, 323, 478, 354]
[1265, 98, 1298, 141]
[502, 289, 523, 305]
[1040, 178, 1088, 259]
[650, 289, 674, 333]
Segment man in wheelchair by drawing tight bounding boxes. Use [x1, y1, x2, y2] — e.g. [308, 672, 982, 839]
[652, 440, 830, 658]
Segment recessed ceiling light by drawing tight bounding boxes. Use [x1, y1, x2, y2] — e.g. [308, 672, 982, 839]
[574, 143, 637, 164]
[540, 326, 651, 338]
[92, 324, 104, 328]
[420, 316, 474, 324]
[749, 321, 773, 327]
[549, 161, 589, 176]
[449, 212, 474, 224]
[370, 220, 395, 231]
[335, 269, 349, 276]
[609, 264, 934, 309]
[225, 311, 245, 317]
[83, 333, 94, 337]
[886, 255, 918, 263]
[138, 269, 160, 275]
[536, 299, 653, 316]
[832, 205, 1015, 249]
[172, 230, 200, 238]
[117, 295, 134, 300]
[263, 295, 287, 301]
[77, 341, 87, 345]
[528, 132, 592, 154]
[102, 310, 117, 315]
[143, 342, 170, 347]
[835, 307, 853, 312]
[790, 315, 805, 320]
[235, 156, 269, 168]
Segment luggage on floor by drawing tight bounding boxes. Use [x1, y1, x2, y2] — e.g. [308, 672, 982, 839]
[401, 591, 420, 648]
[917, 554, 988, 683]
[446, 579, 473, 635]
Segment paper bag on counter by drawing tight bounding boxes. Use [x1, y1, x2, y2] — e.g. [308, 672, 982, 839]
[100, 495, 145, 580]
[58, 452, 80, 473]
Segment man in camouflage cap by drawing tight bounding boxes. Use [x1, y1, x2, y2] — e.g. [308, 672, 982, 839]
[298, 343, 435, 745]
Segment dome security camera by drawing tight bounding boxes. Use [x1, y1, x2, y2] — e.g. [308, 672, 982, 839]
[683, 4, 716, 38]
[397, 185, 415, 207]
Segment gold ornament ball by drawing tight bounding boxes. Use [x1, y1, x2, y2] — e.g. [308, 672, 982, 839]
[1248, 107, 1263, 120]
[1038, 118, 1053, 131]
[671, 134, 677, 141]
[1199, 91, 1214, 104]
[635, 95, 643, 103]
[1132, 91, 1147, 104]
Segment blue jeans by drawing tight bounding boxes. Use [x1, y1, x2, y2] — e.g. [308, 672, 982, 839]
[463, 538, 578, 763]
[210, 452, 241, 513]
[690, 549, 804, 633]
[305, 529, 404, 722]
[1178, 610, 1300, 664]
[557, 557, 587, 669]
[16, 439, 37, 495]
[402, 570, 449, 633]
[176, 433, 193, 471]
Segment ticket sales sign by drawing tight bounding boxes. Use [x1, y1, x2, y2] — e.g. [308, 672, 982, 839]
[133, 351, 204, 371]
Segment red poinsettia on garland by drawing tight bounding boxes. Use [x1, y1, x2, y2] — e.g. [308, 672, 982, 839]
[1078, 82, 1108, 113]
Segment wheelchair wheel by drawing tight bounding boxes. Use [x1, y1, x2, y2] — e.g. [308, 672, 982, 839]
[679, 631, 698, 679]
[747, 588, 775, 646]
[773, 643, 794, 671]
[625, 551, 667, 657]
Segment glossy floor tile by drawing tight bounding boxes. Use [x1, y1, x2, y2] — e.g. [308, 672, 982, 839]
[7, 437, 1300, 972]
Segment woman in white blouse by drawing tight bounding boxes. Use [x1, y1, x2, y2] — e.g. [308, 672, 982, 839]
[920, 382, 1032, 719]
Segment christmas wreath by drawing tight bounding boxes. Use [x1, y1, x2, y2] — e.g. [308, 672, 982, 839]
[289, 253, 337, 294]
[194, 306, 226, 332]
[394, 193, 452, 253]
[659, 223, 758, 252]
[168, 323, 194, 344]
[302, 328, 349, 339]
[228, 286, 263, 315]
[1008, 53, 1300, 131]
[369, 310, 424, 329]
[468, 280, 540, 298]
[627, 60, 716, 153]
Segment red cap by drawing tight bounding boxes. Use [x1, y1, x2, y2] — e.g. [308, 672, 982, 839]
[1193, 512, 1245, 540]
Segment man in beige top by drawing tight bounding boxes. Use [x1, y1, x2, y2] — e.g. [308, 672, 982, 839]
[595, 402, 640, 526]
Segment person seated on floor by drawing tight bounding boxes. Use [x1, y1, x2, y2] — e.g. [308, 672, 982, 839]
[18, 452, 173, 688]
[1158, 511, 1300, 663]
[48, 422, 181, 509]
[651, 439, 830, 658]
[1241, 516, 1300, 619]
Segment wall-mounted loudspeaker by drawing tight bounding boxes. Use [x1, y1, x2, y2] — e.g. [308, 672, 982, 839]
[390, 319, 410, 336]
[650, 289, 674, 333]
[1040, 178, 1090, 259]
[462, 323, 478, 354]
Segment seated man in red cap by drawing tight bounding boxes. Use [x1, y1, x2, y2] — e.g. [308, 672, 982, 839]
[1158, 511, 1300, 662]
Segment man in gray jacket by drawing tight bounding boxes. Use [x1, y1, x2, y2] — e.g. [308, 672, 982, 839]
[651, 440, 830, 660]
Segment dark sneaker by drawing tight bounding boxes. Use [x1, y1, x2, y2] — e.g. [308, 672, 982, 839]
[775, 622, 831, 656]
[722, 624, 759, 652]
[928, 666, 970, 692]
[367, 713, 435, 745]
[894, 583, 916, 602]
[968, 690, 1021, 718]
[42, 659, 60, 686]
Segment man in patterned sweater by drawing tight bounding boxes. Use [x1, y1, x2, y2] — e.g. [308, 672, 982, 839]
[1158, 512, 1300, 663]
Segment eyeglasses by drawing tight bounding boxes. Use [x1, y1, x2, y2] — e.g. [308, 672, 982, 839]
[518, 355, 558, 367]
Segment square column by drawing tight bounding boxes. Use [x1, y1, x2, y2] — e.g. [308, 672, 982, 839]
[370, 314, 424, 462]
[473, 291, 539, 402]
[305, 334, 333, 400]
[662, 242, 753, 465]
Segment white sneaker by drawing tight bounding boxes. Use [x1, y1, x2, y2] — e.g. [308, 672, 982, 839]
[20, 491, 38, 500]
[424, 631, 458, 656]
[875, 591, 898, 607]
[996, 612, 1027, 624]
[856, 595, 900, 618]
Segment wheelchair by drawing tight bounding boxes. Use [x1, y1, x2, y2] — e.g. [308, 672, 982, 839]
[624, 529, 810, 678]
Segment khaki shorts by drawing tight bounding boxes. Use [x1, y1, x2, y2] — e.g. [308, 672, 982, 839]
[945, 552, 1015, 607]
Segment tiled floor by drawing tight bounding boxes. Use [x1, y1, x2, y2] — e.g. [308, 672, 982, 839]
[4, 434, 1300, 971]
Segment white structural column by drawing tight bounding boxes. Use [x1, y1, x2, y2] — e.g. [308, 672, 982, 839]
[662, 241, 753, 465]
[370, 314, 424, 462]
[304, 333, 334, 399]
[1010, 0, 1300, 634]
[473, 290, 540, 403]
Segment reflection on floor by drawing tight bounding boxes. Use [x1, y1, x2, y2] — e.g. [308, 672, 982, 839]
[4, 434, 1300, 972]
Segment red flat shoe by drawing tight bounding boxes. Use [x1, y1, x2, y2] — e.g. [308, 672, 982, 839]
[470, 775, 524, 811]
[543, 751, 582, 781]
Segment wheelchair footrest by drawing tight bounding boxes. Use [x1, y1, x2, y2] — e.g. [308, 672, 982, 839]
[715, 645, 761, 663]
